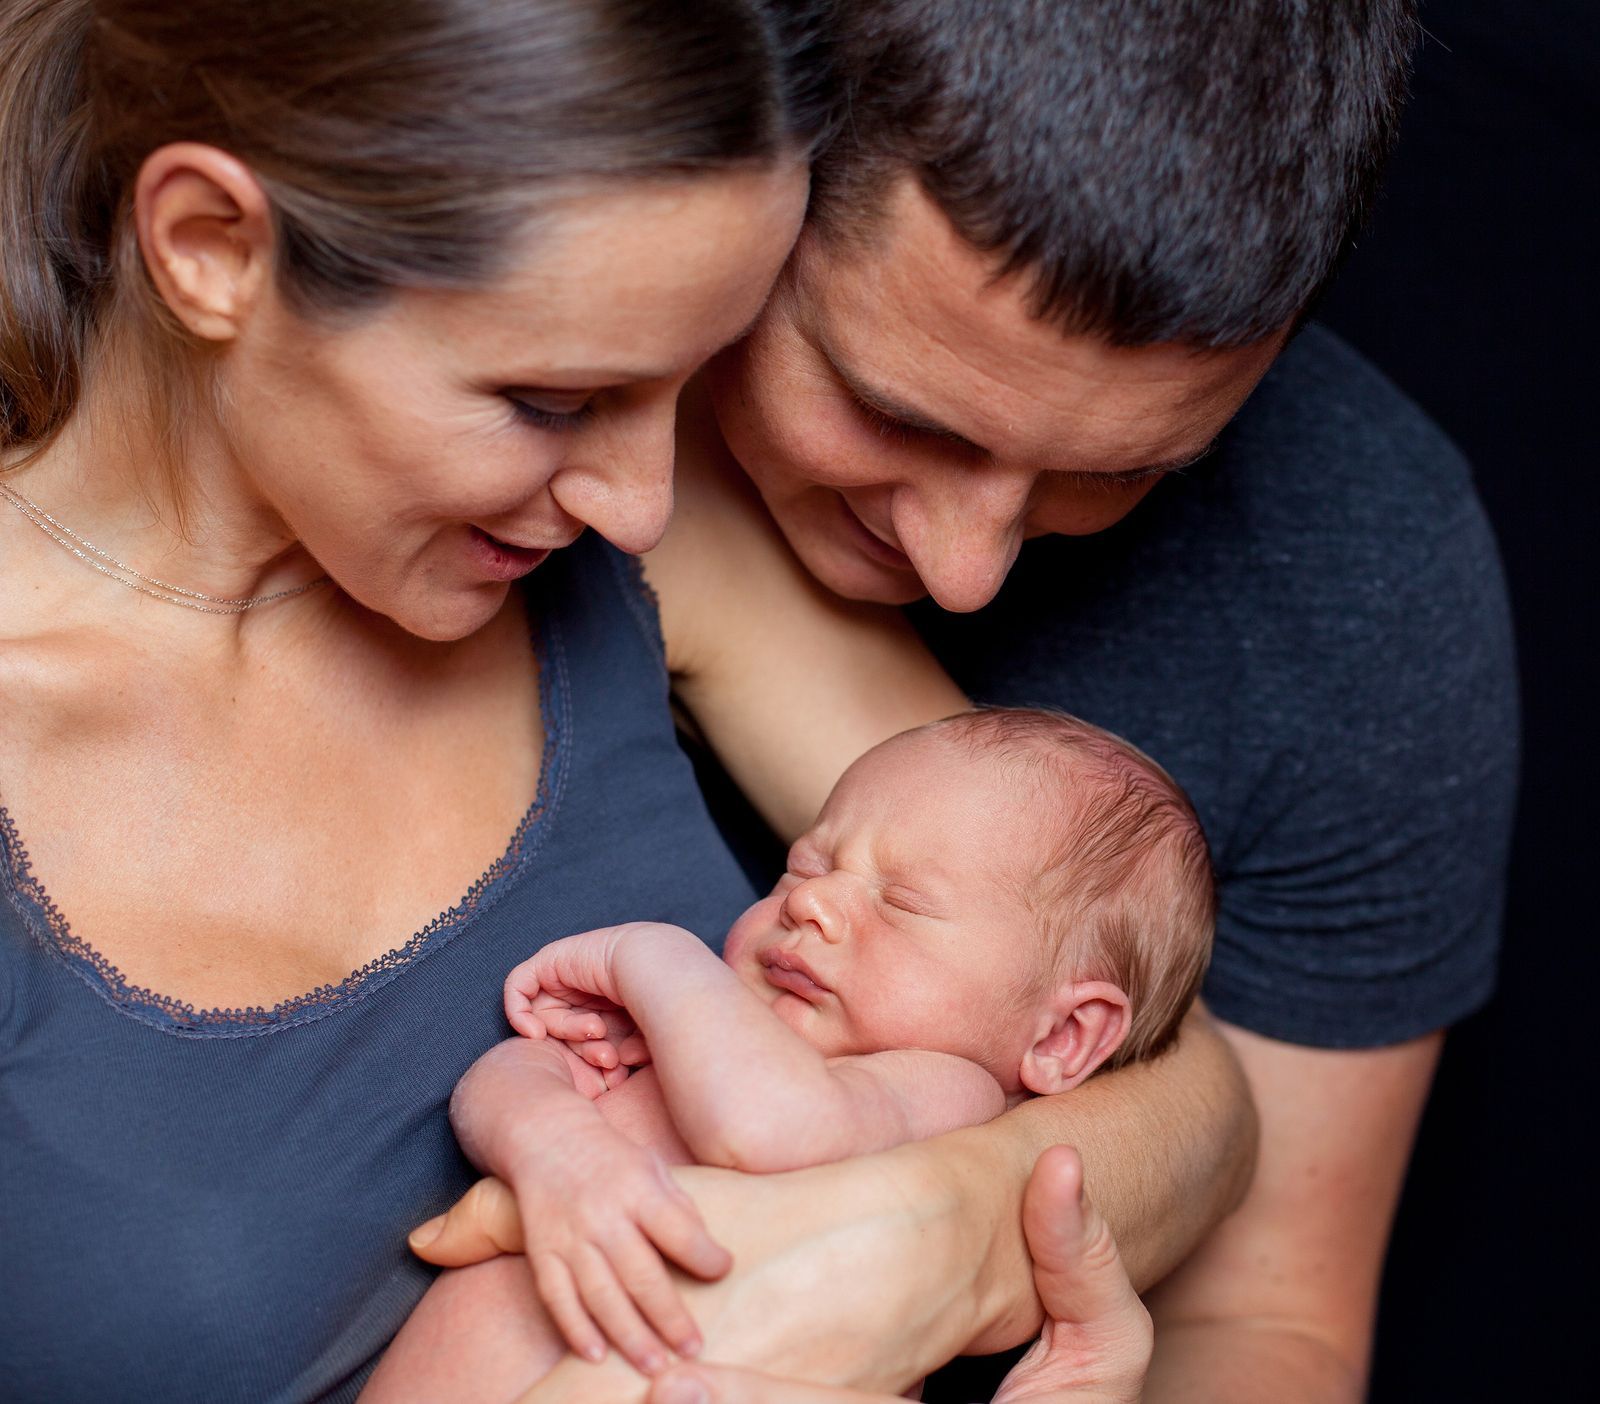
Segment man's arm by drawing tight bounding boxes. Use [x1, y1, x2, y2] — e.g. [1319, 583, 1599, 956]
[417, 1002, 1257, 1370]
[1140, 1024, 1440, 1402]
[642, 415, 1258, 1289]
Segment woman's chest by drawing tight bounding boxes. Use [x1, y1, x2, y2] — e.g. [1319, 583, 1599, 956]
[0, 619, 542, 1009]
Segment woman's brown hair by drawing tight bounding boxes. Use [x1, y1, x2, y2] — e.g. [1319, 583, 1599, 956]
[0, 0, 834, 460]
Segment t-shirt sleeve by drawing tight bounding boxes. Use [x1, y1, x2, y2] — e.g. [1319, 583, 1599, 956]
[1202, 491, 1518, 1048]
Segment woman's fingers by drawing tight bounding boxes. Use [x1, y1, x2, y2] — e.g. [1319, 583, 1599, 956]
[408, 1176, 523, 1266]
[647, 1364, 897, 1404]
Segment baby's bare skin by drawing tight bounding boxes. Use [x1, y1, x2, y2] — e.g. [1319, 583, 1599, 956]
[367, 728, 1145, 1401]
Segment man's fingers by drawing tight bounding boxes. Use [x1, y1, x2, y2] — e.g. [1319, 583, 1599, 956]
[648, 1364, 897, 1404]
[1023, 1145, 1144, 1327]
[407, 1176, 524, 1266]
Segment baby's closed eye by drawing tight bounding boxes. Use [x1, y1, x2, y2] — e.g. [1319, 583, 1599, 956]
[880, 885, 938, 918]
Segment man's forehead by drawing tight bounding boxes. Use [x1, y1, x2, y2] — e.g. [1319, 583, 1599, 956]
[795, 176, 1283, 471]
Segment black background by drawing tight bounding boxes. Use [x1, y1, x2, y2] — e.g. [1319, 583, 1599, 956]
[1322, 1, 1596, 1396]
[926, 2, 1598, 1397]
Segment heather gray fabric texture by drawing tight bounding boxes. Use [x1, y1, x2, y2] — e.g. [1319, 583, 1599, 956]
[0, 533, 758, 1402]
[912, 325, 1517, 1048]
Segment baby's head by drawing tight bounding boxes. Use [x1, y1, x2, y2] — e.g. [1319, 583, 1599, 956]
[724, 708, 1214, 1095]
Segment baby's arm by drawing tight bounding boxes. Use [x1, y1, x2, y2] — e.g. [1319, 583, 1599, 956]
[521, 923, 1008, 1173]
[450, 1035, 730, 1371]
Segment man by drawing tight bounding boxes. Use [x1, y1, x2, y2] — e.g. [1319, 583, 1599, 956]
[706, 0, 1515, 1395]
[421, 3, 1516, 1397]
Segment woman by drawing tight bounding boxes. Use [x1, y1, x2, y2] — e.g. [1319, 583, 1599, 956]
[0, 1, 845, 1397]
[1, 2, 1249, 1400]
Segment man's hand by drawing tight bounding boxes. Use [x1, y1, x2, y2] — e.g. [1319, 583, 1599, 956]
[628, 1147, 1148, 1404]
[409, 1148, 1149, 1403]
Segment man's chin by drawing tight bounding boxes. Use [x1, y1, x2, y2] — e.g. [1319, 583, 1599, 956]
[789, 533, 928, 607]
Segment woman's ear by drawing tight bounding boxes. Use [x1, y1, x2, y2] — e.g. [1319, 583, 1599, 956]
[1020, 982, 1131, 1096]
[134, 143, 276, 342]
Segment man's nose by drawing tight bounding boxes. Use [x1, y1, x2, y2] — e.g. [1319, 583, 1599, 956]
[548, 399, 677, 555]
[899, 472, 1029, 613]
[781, 876, 847, 944]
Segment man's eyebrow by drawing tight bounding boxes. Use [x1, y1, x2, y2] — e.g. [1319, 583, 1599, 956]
[1089, 438, 1221, 483]
[827, 347, 985, 451]
[827, 336, 1219, 479]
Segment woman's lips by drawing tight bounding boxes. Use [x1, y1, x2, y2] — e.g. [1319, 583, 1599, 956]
[837, 495, 916, 572]
[760, 949, 831, 1003]
[467, 526, 555, 582]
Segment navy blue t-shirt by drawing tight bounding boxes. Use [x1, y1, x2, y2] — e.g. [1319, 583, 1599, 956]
[912, 325, 1517, 1047]
[0, 535, 758, 1402]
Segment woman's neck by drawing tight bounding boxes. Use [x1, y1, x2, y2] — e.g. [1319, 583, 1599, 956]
[3, 399, 324, 612]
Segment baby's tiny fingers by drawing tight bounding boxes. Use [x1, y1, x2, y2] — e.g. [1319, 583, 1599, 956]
[541, 1007, 610, 1042]
[531, 1251, 607, 1365]
[617, 1033, 652, 1066]
[610, 1225, 703, 1359]
[506, 1006, 549, 1040]
[641, 1180, 733, 1282]
[574, 1038, 621, 1071]
[571, 1242, 670, 1374]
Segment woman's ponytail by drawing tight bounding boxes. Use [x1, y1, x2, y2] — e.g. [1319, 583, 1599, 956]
[0, 0, 103, 453]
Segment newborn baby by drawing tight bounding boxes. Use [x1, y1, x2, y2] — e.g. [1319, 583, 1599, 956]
[447, 707, 1214, 1377]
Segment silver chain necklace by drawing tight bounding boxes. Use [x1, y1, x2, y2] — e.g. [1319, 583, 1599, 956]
[0, 481, 332, 616]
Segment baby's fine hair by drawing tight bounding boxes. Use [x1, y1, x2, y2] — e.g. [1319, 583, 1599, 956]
[926, 707, 1215, 1068]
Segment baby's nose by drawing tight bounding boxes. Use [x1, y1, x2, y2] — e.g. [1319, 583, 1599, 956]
[782, 877, 847, 944]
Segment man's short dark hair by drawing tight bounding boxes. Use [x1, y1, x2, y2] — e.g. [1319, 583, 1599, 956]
[812, 0, 1419, 347]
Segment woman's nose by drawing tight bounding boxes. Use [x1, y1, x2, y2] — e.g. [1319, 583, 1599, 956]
[548, 398, 677, 555]
[781, 876, 847, 944]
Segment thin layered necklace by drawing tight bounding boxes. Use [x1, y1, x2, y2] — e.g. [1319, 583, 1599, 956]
[0, 480, 331, 616]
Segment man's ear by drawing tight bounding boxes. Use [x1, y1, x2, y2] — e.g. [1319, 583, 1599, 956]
[1020, 982, 1131, 1096]
[134, 142, 276, 343]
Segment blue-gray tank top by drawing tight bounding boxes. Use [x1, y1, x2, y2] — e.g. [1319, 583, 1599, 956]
[0, 534, 758, 1403]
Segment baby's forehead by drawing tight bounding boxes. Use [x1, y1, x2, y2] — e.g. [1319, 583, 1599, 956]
[831, 731, 1069, 876]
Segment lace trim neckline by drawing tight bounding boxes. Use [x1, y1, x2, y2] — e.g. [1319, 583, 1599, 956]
[0, 614, 569, 1039]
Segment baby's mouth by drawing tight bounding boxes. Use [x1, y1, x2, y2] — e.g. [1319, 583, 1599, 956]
[759, 949, 831, 1002]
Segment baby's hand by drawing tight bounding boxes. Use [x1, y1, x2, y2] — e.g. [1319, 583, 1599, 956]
[505, 926, 662, 1063]
[506, 1103, 730, 1373]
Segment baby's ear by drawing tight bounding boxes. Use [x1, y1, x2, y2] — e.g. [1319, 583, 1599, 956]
[1020, 982, 1131, 1096]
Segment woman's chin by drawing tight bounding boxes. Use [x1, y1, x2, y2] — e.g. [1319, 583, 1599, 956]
[377, 581, 512, 643]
